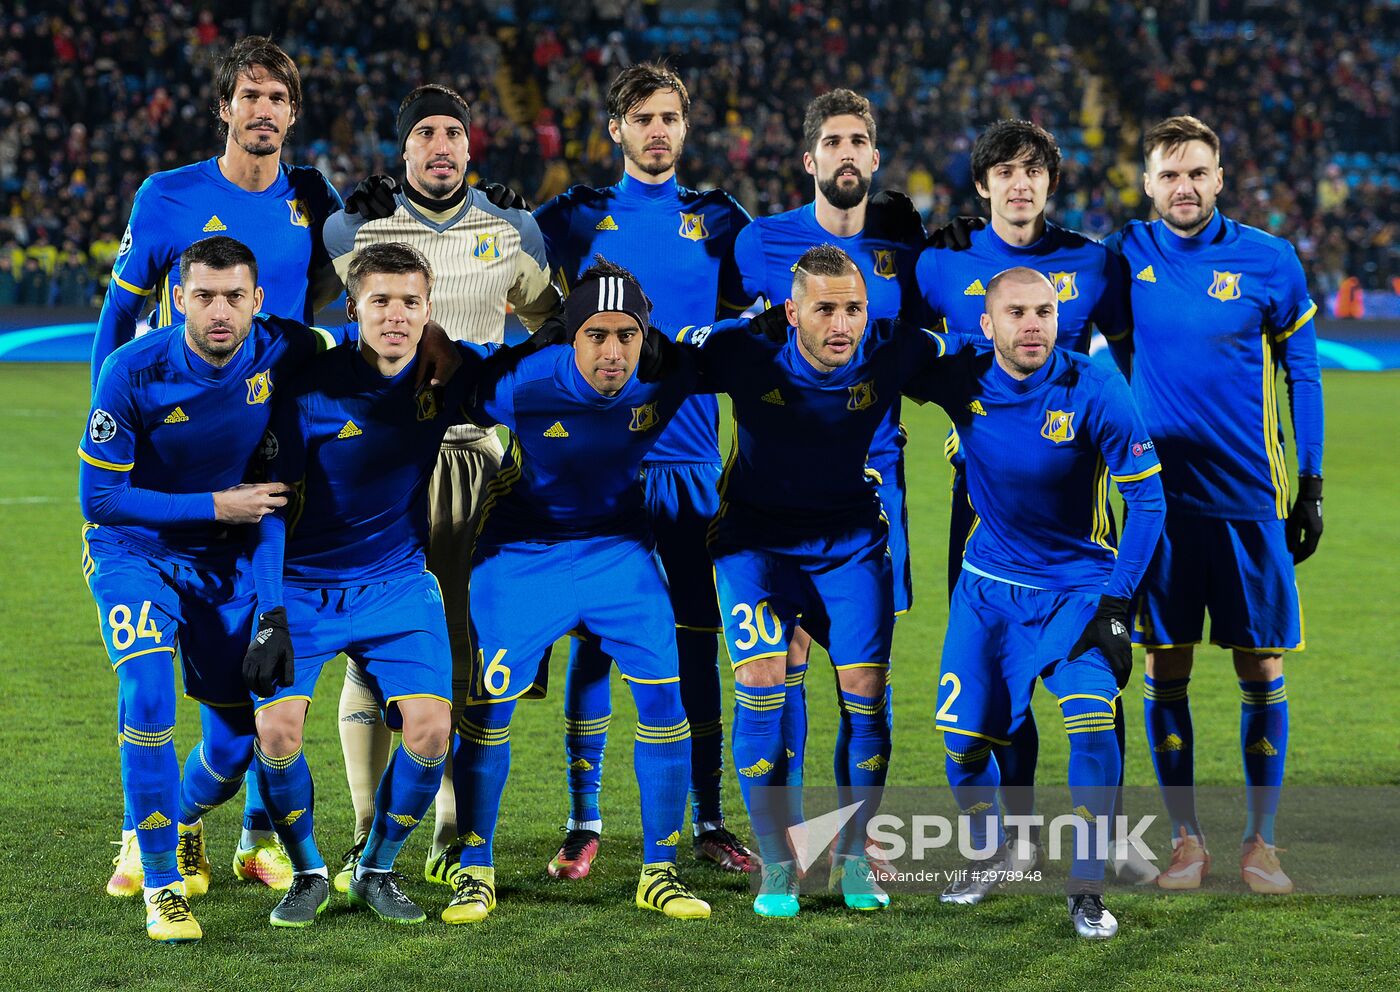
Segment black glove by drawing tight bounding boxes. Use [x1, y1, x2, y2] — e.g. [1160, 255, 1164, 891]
[637, 326, 679, 382]
[926, 215, 986, 251]
[865, 189, 925, 243]
[527, 312, 571, 350]
[749, 304, 790, 343]
[345, 175, 400, 220]
[1285, 474, 1323, 564]
[243, 607, 294, 698]
[1069, 595, 1133, 689]
[475, 181, 529, 211]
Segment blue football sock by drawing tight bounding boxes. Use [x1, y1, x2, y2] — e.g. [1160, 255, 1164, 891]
[780, 662, 808, 828]
[242, 765, 273, 833]
[564, 637, 612, 829]
[179, 704, 255, 825]
[677, 628, 724, 828]
[1144, 674, 1200, 838]
[631, 682, 691, 864]
[362, 743, 447, 872]
[836, 687, 891, 857]
[117, 695, 134, 832]
[117, 652, 180, 887]
[945, 738, 1003, 858]
[454, 702, 515, 869]
[253, 742, 324, 872]
[993, 709, 1040, 826]
[1062, 698, 1121, 889]
[732, 684, 789, 863]
[1240, 677, 1288, 844]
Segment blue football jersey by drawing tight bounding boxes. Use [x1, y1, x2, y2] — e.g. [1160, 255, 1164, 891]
[684, 316, 943, 536]
[731, 203, 921, 469]
[916, 221, 1129, 351]
[259, 344, 477, 587]
[1103, 212, 1322, 520]
[94, 158, 342, 388]
[533, 175, 750, 465]
[470, 346, 698, 544]
[905, 344, 1165, 598]
[78, 315, 333, 565]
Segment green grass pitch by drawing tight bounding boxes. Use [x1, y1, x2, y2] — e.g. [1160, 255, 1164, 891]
[1, 363, 1396, 991]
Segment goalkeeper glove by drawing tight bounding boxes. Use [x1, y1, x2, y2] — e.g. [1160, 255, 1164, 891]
[1069, 595, 1133, 689]
[243, 607, 294, 698]
[344, 175, 400, 220]
[1285, 474, 1323, 564]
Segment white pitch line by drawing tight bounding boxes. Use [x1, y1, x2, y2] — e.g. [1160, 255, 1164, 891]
[0, 496, 75, 505]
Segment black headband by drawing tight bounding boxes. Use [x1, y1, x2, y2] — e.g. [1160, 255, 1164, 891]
[565, 273, 651, 336]
[397, 92, 470, 151]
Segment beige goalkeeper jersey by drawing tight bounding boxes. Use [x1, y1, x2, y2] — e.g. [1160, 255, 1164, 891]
[323, 186, 559, 440]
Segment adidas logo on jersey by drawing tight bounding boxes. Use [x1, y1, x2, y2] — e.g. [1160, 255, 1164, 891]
[967, 400, 987, 416]
[203, 215, 228, 233]
[137, 811, 172, 830]
[163, 406, 189, 424]
[543, 421, 569, 438]
[276, 808, 306, 827]
[761, 389, 785, 406]
[1136, 265, 1157, 283]
[1245, 737, 1279, 756]
[739, 758, 774, 778]
[963, 279, 986, 296]
[1154, 733, 1184, 753]
[387, 812, 420, 827]
[568, 758, 593, 771]
[656, 830, 681, 847]
[337, 420, 363, 439]
[856, 754, 888, 771]
[595, 215, 619, 231]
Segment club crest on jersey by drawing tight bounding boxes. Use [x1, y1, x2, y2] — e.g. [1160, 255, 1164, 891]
[1208, 270, 1243, 301]
[629, 401, 659, 432]
[847, 381, 878, 412]
[474, 233, 502, 260]
[678, 212, 709, 241]
[245, 370, 274, 405]
[286, 199, 310, 228]
[1041, 409, 1076, 444]
[1050, 271, 1079, 302]
[416, 389, 439, 422]
[872, 249, 897, 280]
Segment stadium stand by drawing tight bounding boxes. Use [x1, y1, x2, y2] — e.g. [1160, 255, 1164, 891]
[0, 0, 1394, 308]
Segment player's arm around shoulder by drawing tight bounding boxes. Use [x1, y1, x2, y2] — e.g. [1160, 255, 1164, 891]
[505, 207, 562, 331]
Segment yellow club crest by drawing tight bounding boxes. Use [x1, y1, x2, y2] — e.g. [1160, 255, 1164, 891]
[416, 388, 440, 422]
[872, 249, 897, 280]
[1041, 409, 1076, 443]
[474, 233, 502, 260]
[629, 401, 659, 432]
[846, 380, 878, 412]
[245, 370, 273, 405]
[1050, 270, 1079, 302]
[286, 198, 310, 228]
[1208, 270, 1243, 301]
[678, 212, 709, 241]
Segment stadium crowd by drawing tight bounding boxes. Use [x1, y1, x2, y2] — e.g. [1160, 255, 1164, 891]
[0, 0, 1395, 308]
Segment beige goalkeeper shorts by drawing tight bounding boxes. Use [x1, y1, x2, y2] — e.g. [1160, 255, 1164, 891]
[425, 432, 504, 694]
